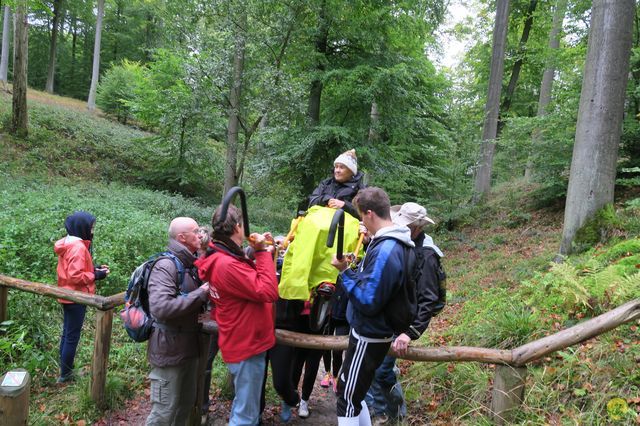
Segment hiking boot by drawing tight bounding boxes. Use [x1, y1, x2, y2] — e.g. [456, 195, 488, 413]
[280, 401, 293, 423]
[371, 413, 389, 425]
[298, 399, 310, 418]
[56, 374, 74, 384]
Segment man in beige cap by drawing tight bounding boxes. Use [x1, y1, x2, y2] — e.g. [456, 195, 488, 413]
[365, 202, 446, 424]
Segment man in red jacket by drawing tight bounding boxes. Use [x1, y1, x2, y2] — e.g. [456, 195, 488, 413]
[196, 204, 278, 426]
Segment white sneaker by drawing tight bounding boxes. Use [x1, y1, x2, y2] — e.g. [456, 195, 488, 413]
[298, 399, 310, 418]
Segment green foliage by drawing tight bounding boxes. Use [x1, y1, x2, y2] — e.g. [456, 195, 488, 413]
[452, 288, 543, 349]
[0, 91, 225, 202]
[97, 60, 145, 124]
[521, 238, 640, 317]
[26, 0, 161, 99]
[573, 204, 624, 252]
[0, 173, 210, 294]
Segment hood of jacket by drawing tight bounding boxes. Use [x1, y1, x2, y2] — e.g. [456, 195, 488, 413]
[374, 224, 415, 248]
[422, 234, 444, 257]
[54, 236, 91, 256]
[64, 211, 96, 242]
[344, 171, 364, 185]
[167, 238, 197, 267]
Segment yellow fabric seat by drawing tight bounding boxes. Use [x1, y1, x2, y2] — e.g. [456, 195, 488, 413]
[279, 206, 361, 300]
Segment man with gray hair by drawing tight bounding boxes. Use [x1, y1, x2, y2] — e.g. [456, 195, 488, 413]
[365, 202, 447, 424]
[146, 217, 209, 426]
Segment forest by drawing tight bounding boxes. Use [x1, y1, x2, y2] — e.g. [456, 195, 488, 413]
[0, 0, 639, 424]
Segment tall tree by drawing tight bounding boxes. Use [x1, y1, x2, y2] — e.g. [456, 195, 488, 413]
[307, 0, 328, 125]
[0, 6, 10, 84]
[559, 0, 635, 255]
[368, 101, 379, 143]
[499, 0, 538, 122]
[472, 0, 510, 203]
[87, 0, 104, 111]
[45, 0, 64, 93]
[223, 10, 247, 194]
[11, 1, 28, 136]
[525, 0, 568, 180]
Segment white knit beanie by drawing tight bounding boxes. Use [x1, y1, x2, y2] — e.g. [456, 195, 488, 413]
[334, 149, 358, 175]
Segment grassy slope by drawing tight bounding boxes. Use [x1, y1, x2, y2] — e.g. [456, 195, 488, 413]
[1, 89, 639, 424]
[404, 182, 640, 425]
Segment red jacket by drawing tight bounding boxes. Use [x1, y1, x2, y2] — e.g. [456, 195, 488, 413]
[54, 236, 96, 304]
[196, 245, 278, 363]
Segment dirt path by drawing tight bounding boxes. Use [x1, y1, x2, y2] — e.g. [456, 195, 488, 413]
[97, 367, 338, 425]
[206, 367, 337, 426]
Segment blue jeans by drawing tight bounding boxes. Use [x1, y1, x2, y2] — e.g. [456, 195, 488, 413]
[59, 303, 87, 378]
[365, 354, 407, 419]
[227, 351, 267, 426]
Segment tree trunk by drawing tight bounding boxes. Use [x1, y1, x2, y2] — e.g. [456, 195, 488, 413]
[10, 2, 28, 137]
[0, 6, 10, 84]
[472, 0, 510, 203]
[307, 0, 328, 125]
[525, 0, 567, 180]
[223, 11, 247, 194]
[112, 0, 122, 61]
[70, 14, 77, 87]
[499, 0, 538, 122]
[559, 0, 635, 256]
[368, 101, 379, 143]
[87, 0, 104, 111]
[45, 0, 64, 93]
[144, 10, 153, 61]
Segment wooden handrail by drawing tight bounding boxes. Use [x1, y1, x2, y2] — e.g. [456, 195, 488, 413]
[0, 274, 113, 310]
[2, 274, 638, 365]
[202, 319, 514, 363]
[511, 298, 640, 366]
[0, 274, 126, 311]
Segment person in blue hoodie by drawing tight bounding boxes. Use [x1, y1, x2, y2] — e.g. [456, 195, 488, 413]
[365, 202, 447, 424]
[331, 187, 414, 426]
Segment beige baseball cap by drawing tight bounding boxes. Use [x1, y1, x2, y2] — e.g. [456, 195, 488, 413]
[390, 202, 435, 227]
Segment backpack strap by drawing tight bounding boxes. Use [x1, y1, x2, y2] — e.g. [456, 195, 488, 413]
[152, 252, 188, 296]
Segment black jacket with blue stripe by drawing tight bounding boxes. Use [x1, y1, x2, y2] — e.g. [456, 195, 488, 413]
[341, 225, 414, 339]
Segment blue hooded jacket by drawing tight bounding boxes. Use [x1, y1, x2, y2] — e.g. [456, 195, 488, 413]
[341, 225, 414, 338]
[64, 211, 96, 242]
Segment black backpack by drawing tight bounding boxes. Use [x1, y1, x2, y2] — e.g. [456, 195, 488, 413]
[119, 252, 186, 342]
[419, 246, 447, 315]
[384, 246, 418, 334]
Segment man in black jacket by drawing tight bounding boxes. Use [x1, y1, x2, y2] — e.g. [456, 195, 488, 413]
[365, 202, 446, 424]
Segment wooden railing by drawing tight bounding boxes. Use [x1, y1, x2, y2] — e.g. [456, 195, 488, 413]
[1, 273, 639, 424]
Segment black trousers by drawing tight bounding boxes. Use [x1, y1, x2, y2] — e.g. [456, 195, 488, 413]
[336, 330, 392, 417]
[269, 343, 301, 407]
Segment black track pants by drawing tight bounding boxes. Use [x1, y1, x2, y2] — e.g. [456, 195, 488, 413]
[336, 330, 392, 417]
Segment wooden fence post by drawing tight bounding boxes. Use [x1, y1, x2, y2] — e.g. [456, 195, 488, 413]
[0, 369, 30, 425]
[490, 364, 527, 425]
[0, 286, 8, 323]
[90, 309, 113, 408]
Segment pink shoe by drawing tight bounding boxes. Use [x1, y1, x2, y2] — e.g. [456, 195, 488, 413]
[320, 373, 331, 388]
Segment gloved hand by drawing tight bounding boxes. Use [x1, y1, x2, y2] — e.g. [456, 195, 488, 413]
[94, 267, 108, 280]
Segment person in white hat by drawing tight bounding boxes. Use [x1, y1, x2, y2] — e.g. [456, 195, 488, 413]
[308, 149, 366, 218]
[365, 202, 446, 424]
